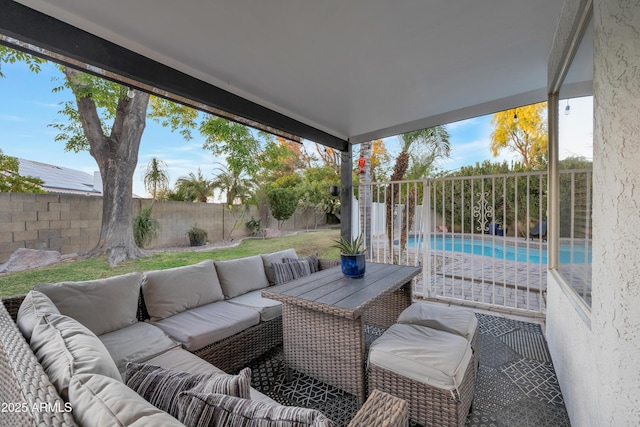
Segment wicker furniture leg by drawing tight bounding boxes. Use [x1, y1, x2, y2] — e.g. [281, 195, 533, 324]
[348, 389, 409, 427]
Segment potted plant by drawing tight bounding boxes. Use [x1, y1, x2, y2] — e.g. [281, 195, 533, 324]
[187, 225, 208, 246]
[334, 234, 366, 279]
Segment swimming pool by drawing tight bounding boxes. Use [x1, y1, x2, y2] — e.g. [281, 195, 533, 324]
[406, 235, 591, 264]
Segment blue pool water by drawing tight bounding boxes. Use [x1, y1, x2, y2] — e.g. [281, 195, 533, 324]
[406, 236, 591, 264]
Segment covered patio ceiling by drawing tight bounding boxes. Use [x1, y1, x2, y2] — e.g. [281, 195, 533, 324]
[2, 0, 564, 150]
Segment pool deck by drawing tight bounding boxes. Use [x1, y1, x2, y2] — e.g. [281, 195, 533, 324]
[422, 251, 547, 313]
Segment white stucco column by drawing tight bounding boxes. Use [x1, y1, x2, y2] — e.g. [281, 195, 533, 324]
[592, 0, 640, 423]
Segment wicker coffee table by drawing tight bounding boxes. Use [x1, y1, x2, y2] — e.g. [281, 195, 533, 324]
[262, 262, 421, 404]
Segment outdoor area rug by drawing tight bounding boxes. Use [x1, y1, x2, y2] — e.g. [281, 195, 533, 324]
[244, 313, 571, 427]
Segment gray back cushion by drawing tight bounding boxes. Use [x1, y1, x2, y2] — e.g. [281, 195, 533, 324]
[142, 260, 224, 322]
[215, 255, 270, 298]
[35, 272, 142, 336]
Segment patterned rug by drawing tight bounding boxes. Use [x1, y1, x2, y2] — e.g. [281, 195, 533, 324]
[245, 313, 571, 427]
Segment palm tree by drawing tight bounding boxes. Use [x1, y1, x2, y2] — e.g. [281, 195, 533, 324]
[211, 165, 255, 207]
[386, 126, 451, 250]
[174, 168, 215, 202]
[142, 157, 170, 200]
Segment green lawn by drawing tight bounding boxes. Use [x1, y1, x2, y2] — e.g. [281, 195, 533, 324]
[0, 228, 341, 298]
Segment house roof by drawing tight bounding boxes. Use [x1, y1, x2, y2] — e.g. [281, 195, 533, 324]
[18, 158, 102, 195]
[3, 1, 567, 149]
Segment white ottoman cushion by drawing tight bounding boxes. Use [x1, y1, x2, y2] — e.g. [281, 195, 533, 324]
[369, 323, 473, 392]
[397, 302, 478, 343]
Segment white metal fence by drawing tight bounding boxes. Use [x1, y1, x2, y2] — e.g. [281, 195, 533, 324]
[355, 170, 592, 315]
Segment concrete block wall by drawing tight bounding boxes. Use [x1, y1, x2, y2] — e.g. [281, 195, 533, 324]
[0, 192, 326, 263]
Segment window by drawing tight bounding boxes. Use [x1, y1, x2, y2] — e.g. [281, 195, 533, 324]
[554, 17, 593, 308]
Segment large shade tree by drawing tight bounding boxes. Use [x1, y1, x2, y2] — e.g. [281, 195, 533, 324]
[58, 68, 151, 265]
[0, 45, 193, 265]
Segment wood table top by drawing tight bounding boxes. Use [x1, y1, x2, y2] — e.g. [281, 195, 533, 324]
[262, 262, 420, 319]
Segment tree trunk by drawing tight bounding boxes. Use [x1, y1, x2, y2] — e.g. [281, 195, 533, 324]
[64, 68, 151, 266]
[386, 151, 410, 251]
[359, 142, 372, 256]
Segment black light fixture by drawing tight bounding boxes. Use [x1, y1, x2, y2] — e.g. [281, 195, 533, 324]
[513, 111, 519, 124]
[565, 99, 571, 115]
[330, 185, 340, 197]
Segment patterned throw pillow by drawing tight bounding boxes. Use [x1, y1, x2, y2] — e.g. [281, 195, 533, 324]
[271, 262, 295, 285]
[177, 391, 336, 427]
[286, 259, 312, 279]
[271, 259, 312, 285]
[125, 363, 251, 418]
[284, 254, 319, 274]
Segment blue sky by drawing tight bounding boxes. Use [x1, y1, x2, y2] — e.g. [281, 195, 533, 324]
[0, 59, 534, 197]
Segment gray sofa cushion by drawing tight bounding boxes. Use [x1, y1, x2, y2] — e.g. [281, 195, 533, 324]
[16, 290, 60, 341]
[177, 391, 335, 427]
[35, 272, 142, 336]
[126, 363, 252, 419]
[152, 301, 260, 351]
[261, 249, 298, 284]
[30, 314, 122, 400]
[227, 289, 282, 321]
[69, 373, 183, 426]
[98, 322, 179, 376]
[215, 255, 269, 298]
[142, 260, 225, 322]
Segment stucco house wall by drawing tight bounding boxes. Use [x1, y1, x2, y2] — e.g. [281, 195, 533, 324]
[546, 1, 640, 425]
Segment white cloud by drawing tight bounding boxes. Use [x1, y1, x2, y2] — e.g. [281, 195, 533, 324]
[0, 113, 26, 122]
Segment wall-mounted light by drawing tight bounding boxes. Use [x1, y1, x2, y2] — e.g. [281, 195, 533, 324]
[127, 88, 136, 98]
[564, 99, 571, 115]
[330, 185, 340, 197]
[513, 111, 519, 124]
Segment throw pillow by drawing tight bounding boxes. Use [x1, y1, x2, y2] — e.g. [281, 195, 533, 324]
[30, 313, 122, 400]
[271, 262, 295, 285]
[177, 391, 336, 427]
[125, 363, 251, 418]
[284, 254, 319, 274]
[69, 373, 184, 426]
[286, 258, 312, 279]
[16, 290, 60, 341]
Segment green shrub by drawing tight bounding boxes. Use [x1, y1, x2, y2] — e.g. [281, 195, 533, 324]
[133, 205, 161, 248]
[187, 225, 208, 246]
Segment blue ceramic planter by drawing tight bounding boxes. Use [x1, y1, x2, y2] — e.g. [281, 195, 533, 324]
[340, 253, 366, 279]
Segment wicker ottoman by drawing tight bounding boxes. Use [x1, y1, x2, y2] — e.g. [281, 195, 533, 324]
[368, 324, 476, 427]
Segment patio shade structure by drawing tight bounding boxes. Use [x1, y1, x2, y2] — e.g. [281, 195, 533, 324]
[0, 0, 563, 148]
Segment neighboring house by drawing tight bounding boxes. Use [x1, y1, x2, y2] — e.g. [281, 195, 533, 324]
[18, 158, 103, 196]
[17, 159, 142, 198]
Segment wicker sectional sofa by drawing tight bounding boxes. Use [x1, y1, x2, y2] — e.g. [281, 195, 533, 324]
[0, 249, 343, 426]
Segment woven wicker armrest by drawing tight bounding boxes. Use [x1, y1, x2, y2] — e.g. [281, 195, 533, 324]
[0, 300, 77, 426]
[318, 258, 340, 270]
[348, 389, 409, 427]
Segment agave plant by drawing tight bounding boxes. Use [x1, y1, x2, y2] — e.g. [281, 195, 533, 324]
[334, 234, 365, 255]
